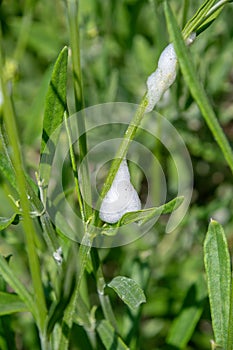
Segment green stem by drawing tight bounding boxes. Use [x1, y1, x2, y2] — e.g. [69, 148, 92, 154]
[58, 232, 93, 350]
[64, 111, 85, 222]
[66, 0, 92, 220]
[0, 37, 47, 332]
[91, 249, 119, 331]
[96, 96, 148, 211]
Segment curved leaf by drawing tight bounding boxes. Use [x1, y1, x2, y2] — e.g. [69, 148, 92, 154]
[107, 276, 146, 310]
[119, 196, 184, 226]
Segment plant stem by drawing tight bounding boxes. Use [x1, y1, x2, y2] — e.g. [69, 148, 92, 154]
[64, 111, 85, 222]
[66, 0, 92, 220]
[58, 231, 93, 350]
[91, 248, 119, 331]
[0, 37, 47, 332]
[96, 97, 148, 210]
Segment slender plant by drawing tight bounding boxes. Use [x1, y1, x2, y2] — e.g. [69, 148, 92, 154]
[0, 1, 233, 349]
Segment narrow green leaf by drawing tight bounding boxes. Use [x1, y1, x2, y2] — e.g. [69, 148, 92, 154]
[40, 46, 68, 201]
[40, 46, 68, 154]
[101, 197, 184, 237]
[0, 292, 28, 315]
[119, 196, 184, 226]
[166, 277, 207, 348]
[97, 320, 129, 350]
[164, 1, 233, 175]
[182, 0, 216, 38]
[0, 214, 19, 231]
[204, 220, 231, 348]
[107, 276, 146, 310]
[194, 0, 232, 37]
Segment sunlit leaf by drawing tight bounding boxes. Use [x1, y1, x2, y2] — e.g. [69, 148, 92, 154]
[107, 276, 146, 310]
[119, 196, 184, 226]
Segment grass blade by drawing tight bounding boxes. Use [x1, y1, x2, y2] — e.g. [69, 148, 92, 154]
[204, 220, 231, 348]
[107, 276, 146, 311]
[164, 1, 233, 176]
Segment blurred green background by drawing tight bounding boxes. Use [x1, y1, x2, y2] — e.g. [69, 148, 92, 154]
[1, 0, 233, 349]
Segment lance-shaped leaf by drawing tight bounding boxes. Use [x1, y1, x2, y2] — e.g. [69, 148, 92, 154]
[97, 319, 129, 350]
[119, 196, 183, 226]
[39, 46, 68, 200]
[204, 220, 231, 348]
[101, 197, 183, 237]
[107, 276, 146, 310]
[182, 0, 216, 38]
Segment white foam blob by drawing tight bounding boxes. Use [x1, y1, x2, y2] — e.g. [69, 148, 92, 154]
[99, 159, 141, 224]
[146, 43, 178, 112]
